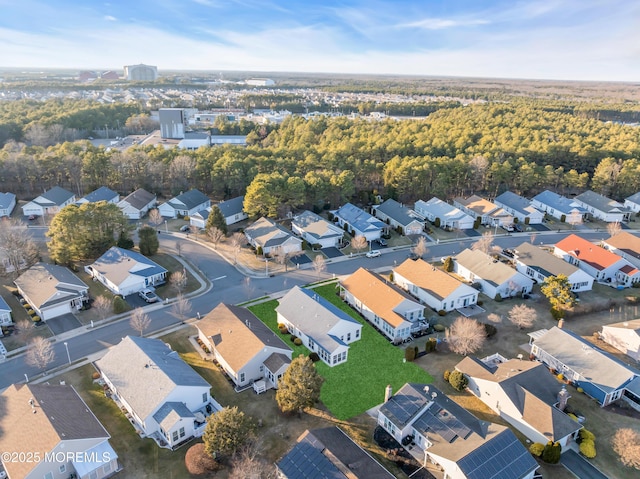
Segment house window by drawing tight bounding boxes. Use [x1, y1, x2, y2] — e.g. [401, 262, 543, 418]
[259, 365, 264, 373]
[202, 392, 208, 402]
[347, 332, 351, 341]
[59, 464, 66, 473]
[172, 430, 179, 442]
[356, 329, 360, 338]
[240, 372, 245, 383]
[180, 427, 186, 438]
[44, 473, 54, 479]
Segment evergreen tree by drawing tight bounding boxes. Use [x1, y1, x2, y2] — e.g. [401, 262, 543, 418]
[276, 355, 323, 414]
[138, 226, 159, 256]
[206, 205, 227, 235]
[202, 406, 254, 459]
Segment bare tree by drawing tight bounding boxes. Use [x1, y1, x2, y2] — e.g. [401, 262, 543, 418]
[529, 233, 538, 245]
[191, 225, 201, 241]
[607, 221, 622, 238]
[207, 226, 225, 249]
[0, 219, 39, 277]
[471, 232, 493, 255]
[171, 294, 192, 323]
[175, 241, 182, 256]
[93, 296, 112, 322]
[350, 235, 368, 254]
[508, 304, 537, 329]
[412, 236, 429, 259]
[15, 319, 35, 344]
[25, 337, 55, 373]
[272, 247, 303, 273]
[312, 255, 326, 280]
[612, 428, 640, 470]
[446, 317, 486, 355]
[486, 313, 502, 324]
[148, 208, 163, 228]
[171, 269, 188, 294]
[130, 307, 151, 337]
[231, 232, 246, 264]
[229, 441, 276, 479]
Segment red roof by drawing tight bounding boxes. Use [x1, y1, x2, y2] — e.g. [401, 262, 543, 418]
[555, 234, 622, 270]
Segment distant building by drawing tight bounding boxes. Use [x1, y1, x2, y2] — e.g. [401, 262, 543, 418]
[245, 78, 275, 86]
[100, 70, 120, 80]
[159, 108, 187, 139]
[79, 70, 98, 82]
[124, 64, 158, 81]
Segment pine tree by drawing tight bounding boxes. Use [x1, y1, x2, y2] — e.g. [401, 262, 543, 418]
[206, 205, 228, 235]
[138, 226, 159, 256]
[203, 406, 254, 459]
[276, 355, 323, 414]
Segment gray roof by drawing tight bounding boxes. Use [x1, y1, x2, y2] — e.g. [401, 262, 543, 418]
[533, 327, 640, 393]
[96, 336, 209, 421]
[82, 186, 119, 203]
[153, 401, 195, 431]
[494, 191, 542, 217]
[217, 196, 245, 218]
[0, 192, 16, 210]
[245, 217, 300, 248]
[455, 249, 527, 288]
[192, 208, 210, 221]
[0, 295, 10, 312]
[121, 188, 156, 210]
[39, 186, 75, 206]
[14, 263, 88, 310]
[292, 210, 343, 240]
[532, 190, 586, 215]
[626, 192, 640, 204]
[375, 199, 423, 227]
[89, 247, 167, 286]
[276, 286, 360, 354]
[166, 189, 209, 210]
[575, 190, 629, 214]
[263, 352, 291, 373]
[514, 242, 580, 278]
[414, 198, 471, 223]
[334, 203, 385, 233]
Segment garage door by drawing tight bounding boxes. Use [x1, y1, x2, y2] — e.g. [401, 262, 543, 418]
[42, 303, 71, 320]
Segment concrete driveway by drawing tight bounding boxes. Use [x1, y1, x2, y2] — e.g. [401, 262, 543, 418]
[46, 313, 82, 335]
[561, 449, 608, 479]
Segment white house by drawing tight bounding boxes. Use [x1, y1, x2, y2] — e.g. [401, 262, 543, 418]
[453, 249, 533, 299]
[158, 189, 210, 219]
[96, 336, 221, 449]
[276, 286, 362, 367]
[14, 263, 89, 320]
[601, 319, 640, 362]
[291, 210, 344, 249]
[494, 191, 544, 225]
[244, 217, 302, 255]
[217, 196, 248, 225]
[0, 295, 12, 331]
[373, 199, 424, 235]
[531, 190, 586, 225]
[189, 207, 210, 229]
[393, 258, 478, 312]
[0, 192, 16, 217]
[554, 234, 640, 286]
[0, 383, 120, 479]
[197, 303, 292, 391]
[624, 191, 640, 214]
[340, 267, 425, 342]
[77, 186, 119, 205]
[513, 242, 593, 292]
[378, 383, 538, 479]
[333, 203, 385, 241]
[453, 195, 513, 226]
[85, 247, 168, 296]
[574, 190, 631, 223]
[456, 356, 582, 450]
[602, 232, 640, 270]
[414, 197, 474, 230]
[22, 186, 76, 217]
[118, 188, 156, 219]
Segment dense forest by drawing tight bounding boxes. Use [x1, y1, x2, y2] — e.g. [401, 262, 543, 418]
[0, 99, 639, 218]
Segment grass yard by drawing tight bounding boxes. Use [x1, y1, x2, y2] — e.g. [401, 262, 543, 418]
[249, 283, 433, 420]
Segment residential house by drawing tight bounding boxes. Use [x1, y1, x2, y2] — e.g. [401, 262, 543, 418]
[244, 217, 302, 255]
[373, 199, 424, 235]
[453, 249, 533, 299]
[340, 267, 426, 342]
[189, 207, 210, 229]
[529, 326, 640, 408]
[276, 427, 395, 479]
[291, 210, 344, 248]
[0, 191, 16, 217]
[453, 195, 513, 227]
[217, 196, 248, 225]
[602, 232, 640, 270]
[601, 319, 640, 362]
[456, 355, 582, 449]
[118, 188, 156, 219]
[378, 383, 538, 479]
[494, 191, 544, 225]
[553, 234, 640, 286]
[22, 186, 76, 217]
[513, 242, 593, 292]
[14, 263, 89, 320]
[531, 190, 586, 225]
[96, 336, 220, 449]
[197, 303, 292, 391]
[158, 189, 210, 219]
[574, 190, 631, 222]
[333, 203, 385, 241]
[276, 286, 362, 367]
[0, 383, 120, 479]
[414, 197, 474, 230]
[393, 258, 478, 312]
[85, 247, 167, 296]
[0, 296, 12, 330]
[624, 191, 640, 214]
[77, 186, 119, 205]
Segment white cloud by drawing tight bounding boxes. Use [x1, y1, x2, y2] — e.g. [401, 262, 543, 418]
[104, 15, 117, 22]
[401, 17, 489, 30]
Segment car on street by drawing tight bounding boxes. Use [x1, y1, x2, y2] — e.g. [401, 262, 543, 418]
[139, 289, 160, 303]
[502, 224, 515, 232]
[366, 250, 381, 258]
[180, 225, 191, 232]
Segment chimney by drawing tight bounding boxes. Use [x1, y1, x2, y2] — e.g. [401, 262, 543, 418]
[558, 318, 565, 329]
[557, 386, 570, 412]
[384, 384, 393, 403]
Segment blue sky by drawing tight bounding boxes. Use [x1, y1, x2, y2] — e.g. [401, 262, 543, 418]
[0, 0, 638, 81]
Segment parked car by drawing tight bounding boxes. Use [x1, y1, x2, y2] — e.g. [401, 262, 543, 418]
[376, 238, 388, 247]
[180, 225, 191, 232]
[502, 224, 515, 232]
[366, 250, 381, 258]
[28, 215, 37, 221]
[513, 223, 524, 232]
[139, 289, 160, 303]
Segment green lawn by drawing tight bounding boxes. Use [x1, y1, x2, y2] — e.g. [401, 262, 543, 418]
[249, 283, 432, 420]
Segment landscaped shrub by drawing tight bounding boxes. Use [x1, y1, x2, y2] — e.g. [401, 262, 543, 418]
[448, 370, 468, 391]
[294, 338, 302, 346]
[542, 441, 561, 464]
[443, 370, 451, 381]
[290, 335, 298, 343]
[425, 337, 437, 353]
[404, 347, 416, 362]
[185, 443, 220, 475]
[438, 310, 446, 316]
[483, 323, 497, 338]
[32, 316, 41, 322]
[529, 442, 545, 457]
[113, 296, 128, 314]
[550, 307, 565, 320]
[309, 352, 320, 362]
[560, 214, 566, 223]
[580, 440, 596, 458]
[579, 429, 595, 443]
[433, 324, 445, 332]
[434, 217, 441, 228]
[26, 308, 34, 315]
[92, 371, 101, 380]
[557, 373, 565, 381]
[389, 272, 394, 282]
[443, 256, 453, 272]
[494, 293, 503, 302]
[577, 387, 584, 393]
[568, 413, 579, 421]
[476, 300, 483, 306]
